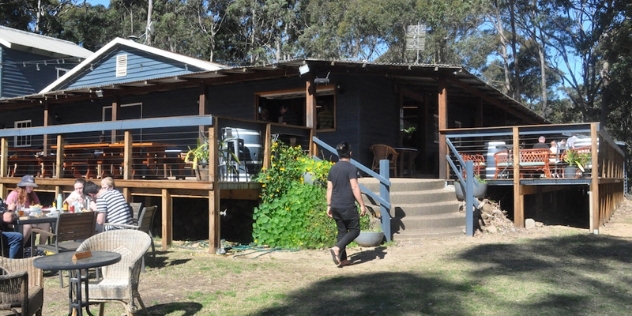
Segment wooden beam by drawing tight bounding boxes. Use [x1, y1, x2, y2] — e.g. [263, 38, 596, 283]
[590, 123, 599, 233]
[43, 103, 49, 156]
[438, 78, 448, 179]
[305, 79, 316, 128]
[0, 138, 7, 195]
[161, 188, 172, 249]
[513, 127, 524, 227]
[198, 84, 207, 139]
[208, 125, 221, 253]
[123, 131, 132, 180]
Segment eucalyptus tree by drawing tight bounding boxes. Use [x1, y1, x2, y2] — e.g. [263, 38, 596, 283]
[538, 0, 618, 123]
[225, 0, 303, 65]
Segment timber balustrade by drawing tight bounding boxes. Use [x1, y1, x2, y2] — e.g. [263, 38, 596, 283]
[0, 115, 313, 253]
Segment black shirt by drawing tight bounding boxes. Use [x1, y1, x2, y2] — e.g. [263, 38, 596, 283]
[327, 160, 358, 209]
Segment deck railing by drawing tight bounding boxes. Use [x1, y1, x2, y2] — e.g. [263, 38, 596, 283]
[442, 123, 625, 182]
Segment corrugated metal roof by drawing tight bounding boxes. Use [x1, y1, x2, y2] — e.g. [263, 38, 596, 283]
[0, 26, 93, 58]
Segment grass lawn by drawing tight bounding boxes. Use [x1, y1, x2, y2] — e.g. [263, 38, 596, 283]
[40, 200, 632, 315]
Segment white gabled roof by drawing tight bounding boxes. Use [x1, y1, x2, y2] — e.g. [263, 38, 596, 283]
[40, 37, 226, 93]
[0, 26, 93, 58]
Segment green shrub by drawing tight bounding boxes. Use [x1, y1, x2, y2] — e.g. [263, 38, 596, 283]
[252, 142, 337, 248]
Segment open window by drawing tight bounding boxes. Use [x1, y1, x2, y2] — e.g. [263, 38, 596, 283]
[255, 85, 336, 131]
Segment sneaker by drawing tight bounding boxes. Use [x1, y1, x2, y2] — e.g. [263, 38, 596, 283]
[23, 247, 31, 257]
[35, 250, 46, 256]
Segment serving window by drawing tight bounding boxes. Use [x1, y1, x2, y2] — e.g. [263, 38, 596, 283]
[255, 85, 336, 131]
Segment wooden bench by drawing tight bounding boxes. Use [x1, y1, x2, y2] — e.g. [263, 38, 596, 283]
[494, 148, 552, 179]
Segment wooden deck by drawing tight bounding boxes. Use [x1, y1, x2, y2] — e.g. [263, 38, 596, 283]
[0, 115, 314, 253]
[444, 123, 625, 233]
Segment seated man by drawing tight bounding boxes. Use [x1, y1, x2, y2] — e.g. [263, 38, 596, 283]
[84, 181, 133, 231]
[0, 199, 23, 258]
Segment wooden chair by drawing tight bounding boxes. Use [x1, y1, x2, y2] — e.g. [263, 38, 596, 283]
[370, 144, 398, 177]
[460, 153, 486, 177]
[76, 230, 151, 316]
[0, 256, 44, 316]
[32, 211, 97, 287]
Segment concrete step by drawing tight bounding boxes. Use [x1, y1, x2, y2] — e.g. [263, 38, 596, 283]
[359, 178, 447, 192]
[391, 201, 462, 216]
[393, 227, 466, 241]
[392, 213, 466, 230]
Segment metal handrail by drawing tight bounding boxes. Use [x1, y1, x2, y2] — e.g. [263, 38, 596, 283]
[312, 137, 392, 241]
[446, 138, 477, 237]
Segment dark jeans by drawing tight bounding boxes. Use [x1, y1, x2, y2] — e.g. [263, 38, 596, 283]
[331, 207, 360, 261]
[1, 231, 23, 258]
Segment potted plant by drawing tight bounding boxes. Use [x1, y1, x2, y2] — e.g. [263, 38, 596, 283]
[454, 175, 487, 201]
[355, 208, 384, 247]
[184, 134, 240, 181]
[563, 150, 591, 178]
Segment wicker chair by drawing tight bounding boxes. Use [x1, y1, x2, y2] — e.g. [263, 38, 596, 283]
[76, 229, 151, 316]
[0, 256, 44, 316]
[370, 144, 399, 177]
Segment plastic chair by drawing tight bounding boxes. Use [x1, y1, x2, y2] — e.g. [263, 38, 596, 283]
[370, 144, 398, 177]
[0, 256, 44, 316]
[76, 229, 151, 316]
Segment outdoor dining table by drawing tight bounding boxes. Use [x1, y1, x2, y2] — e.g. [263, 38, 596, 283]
[393, 147, 418, 177]
[33, 251, 121, 316]
[14, 212, 59, 252]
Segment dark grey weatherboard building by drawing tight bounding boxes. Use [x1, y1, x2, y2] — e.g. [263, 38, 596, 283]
[0, 36, 546, 178]
[0, 26, 92, 99]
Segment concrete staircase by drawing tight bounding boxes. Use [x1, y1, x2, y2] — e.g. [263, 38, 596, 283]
[359, 178, 465, 241]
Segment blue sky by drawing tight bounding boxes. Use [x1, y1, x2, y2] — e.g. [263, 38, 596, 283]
[86, 0, 109, 7]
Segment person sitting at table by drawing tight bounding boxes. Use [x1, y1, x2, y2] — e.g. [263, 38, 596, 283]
[101, 176, 115, 192]
[5, 175, 50, 247]
[533, 136, 549, 149]
[0, 199, 23, 258]
[84, 181, 133, 231]
[64, 178, 88, 211]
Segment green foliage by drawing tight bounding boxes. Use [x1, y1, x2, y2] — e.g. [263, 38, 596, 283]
[252, 142, 336, 249]
[359, 208, 382, 232]
[563, 150, 591, 172]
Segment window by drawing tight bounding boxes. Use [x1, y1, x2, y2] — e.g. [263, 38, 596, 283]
[433, 115, 439, 143]
[56, 68, 69, 78]
[116, 54, 128, 77]
[255, 85, 336, 131]
[14, 120, 31, 147]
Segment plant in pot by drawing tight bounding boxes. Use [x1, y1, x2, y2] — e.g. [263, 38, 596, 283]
[563, 150, 591, 178]
[184, 135, 240, 181]
[454, 174, 487, 201]
[355, 207, 384, 247]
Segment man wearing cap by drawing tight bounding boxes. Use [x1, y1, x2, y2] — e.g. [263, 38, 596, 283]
[6, 175, 50, 248]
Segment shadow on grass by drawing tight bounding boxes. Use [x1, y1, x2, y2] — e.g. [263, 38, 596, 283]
[455, 234, 632, 314]
[253, 235, 632, 315]
[147, 302, 202, 315]
[254, 271, 467, 315]
[146, 251, 191, 269]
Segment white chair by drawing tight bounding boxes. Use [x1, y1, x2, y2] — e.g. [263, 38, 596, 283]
[76, 229, 151, 316]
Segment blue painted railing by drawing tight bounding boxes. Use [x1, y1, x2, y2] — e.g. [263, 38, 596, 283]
[445, 138, 477, 237]
[312, 137, 392, 242]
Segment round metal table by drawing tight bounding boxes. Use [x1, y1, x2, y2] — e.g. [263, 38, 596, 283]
[34, 251, 121, 316]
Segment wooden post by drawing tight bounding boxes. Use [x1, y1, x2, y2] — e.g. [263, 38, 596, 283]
[513, 127, 524, 227]
[43, 103, 49, 156]
[0, 138, 7, 195]
[55, 136, 64, 180]
[161, 188, 172, 249]
[199, 85, 207, 138]
[306, 79, 316, 128]
[263, 123, 271, 169]
[590, 123, 599, 233]
[208, 125, 221, 253]
[438, 78, 448, 179]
